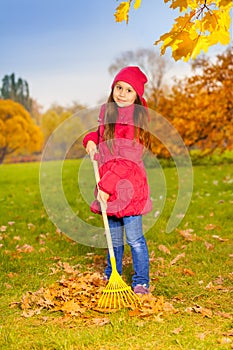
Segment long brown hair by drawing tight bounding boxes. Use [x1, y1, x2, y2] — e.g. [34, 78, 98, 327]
[103, 90, 151, 150]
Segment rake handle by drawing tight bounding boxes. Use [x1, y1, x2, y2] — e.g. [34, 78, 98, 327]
[90, 150, 115, 260]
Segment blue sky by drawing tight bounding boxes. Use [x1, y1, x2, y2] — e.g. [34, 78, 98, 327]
[0, 0, 231, 110]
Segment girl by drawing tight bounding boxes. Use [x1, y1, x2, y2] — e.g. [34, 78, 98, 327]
[83, 66, 152, 295]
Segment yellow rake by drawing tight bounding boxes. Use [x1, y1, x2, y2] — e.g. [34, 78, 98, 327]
[91, 150, 140, 309]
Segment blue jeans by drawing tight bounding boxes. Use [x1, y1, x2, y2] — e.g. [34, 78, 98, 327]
[104, 215, 149, 288]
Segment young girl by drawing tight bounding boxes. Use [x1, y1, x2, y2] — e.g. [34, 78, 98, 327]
[83, 66, 152, 295]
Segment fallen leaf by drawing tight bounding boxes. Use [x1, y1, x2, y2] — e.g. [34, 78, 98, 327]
[205, 224, 217, 230]
[223, 329, 233, 336]
[7, 272, 18, 278]
[212, 235, 228, 242]
[205, 282, 230, 292]
[163, 302, 178, 314]
[185, 304, 213, 318]
[176, 213, 185, 219]
[217, 337, 232, 344]
[204, 241, 214, 250]
[58, 261, 77, 274]
[213, 276, 224, 285]
[170, 253, 186, 266]
[13, 236, 21, 241]
[197, 332, 208, 340]
[16, 244, 34, 253]
[27, 223, 36, 230]
[22, 309, 41, 318]
[153, 312, 164, 322]
[39, 247, 46, 253]
[158, 245, 171, 255]
[183, 268, 195, 276]
[149, 250, 156, 263]
[19, 263, 175, 320]
[215, 311, 232, 319]
[57, 299, 86, 315]
[128, 309, 141, 317]
[172, 325, 183, 334]
[91, 317, 110, 326]
[177, 229, 196, 241]
[135, 294, 165, 317]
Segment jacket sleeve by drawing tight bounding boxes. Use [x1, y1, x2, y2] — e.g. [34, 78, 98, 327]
[83, 130, 99, 148]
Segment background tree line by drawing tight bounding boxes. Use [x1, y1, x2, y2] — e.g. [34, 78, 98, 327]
[0, 45, 232, 164]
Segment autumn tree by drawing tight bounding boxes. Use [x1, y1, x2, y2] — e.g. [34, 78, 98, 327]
[41, 103, 85, 142]
[0, 99, 43, 163]
[114, 0, 232, 61]
[153, 46, 233, 155]
[41, 103, 86, 159]
[30, 99, 43, 126]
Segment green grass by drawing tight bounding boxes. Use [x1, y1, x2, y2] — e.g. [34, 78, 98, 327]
[0, 160, 232, 350]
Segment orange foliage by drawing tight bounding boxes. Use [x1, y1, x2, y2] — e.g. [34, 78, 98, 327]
[114, 0, 232, 61]
[149, 46, 233, 157]
[0, 99, 43, 163]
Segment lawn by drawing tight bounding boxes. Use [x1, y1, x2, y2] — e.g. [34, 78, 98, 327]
[0, 159, 232, 350]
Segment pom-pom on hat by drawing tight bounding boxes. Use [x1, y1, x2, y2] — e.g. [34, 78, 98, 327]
[111, 66, 147, 101]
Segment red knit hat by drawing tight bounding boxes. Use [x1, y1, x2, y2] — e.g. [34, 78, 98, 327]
[111, 66, 147, 101]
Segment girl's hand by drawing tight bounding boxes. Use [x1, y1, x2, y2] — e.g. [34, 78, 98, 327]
[86, 140, 97, 155]
[98, 189, 110, 203]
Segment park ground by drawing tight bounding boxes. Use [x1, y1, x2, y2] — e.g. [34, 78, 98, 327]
[0, 157, 232, 350]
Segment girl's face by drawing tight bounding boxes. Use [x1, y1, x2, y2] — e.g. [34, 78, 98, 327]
[113, 81, 137, 107]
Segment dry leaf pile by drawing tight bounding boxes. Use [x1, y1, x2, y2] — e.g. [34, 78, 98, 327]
[20, 264, 176, 319]
[17, 226, 232, 322]
[21, 271, 105, 318]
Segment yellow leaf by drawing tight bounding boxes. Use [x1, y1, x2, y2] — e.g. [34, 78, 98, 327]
[154, 1, 232, 61]
[206, 28, 230, 46]
[218, 0, 233, 7]
[191, 36, 209, 59]
[201, 12, 218, 32]
[218, 6, 232, 30]
[114, 2, 130, 23]
[171, 31, 198, 61]
[134, 0, 141, 10]
[169, 0, 189, 12]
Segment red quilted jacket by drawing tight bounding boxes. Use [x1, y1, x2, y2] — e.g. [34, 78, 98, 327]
[83, 103, 152, 218]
